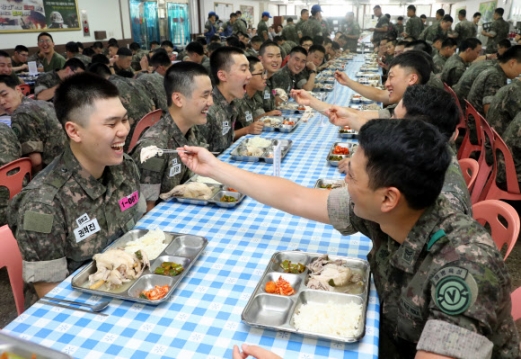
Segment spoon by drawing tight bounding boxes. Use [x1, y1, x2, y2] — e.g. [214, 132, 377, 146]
[42, 296, 110, 312]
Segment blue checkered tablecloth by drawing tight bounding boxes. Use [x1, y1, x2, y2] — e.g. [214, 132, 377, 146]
[3, 55, 380, 359]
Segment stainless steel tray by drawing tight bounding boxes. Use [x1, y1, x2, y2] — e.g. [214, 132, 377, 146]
[313, 84, 334, 92]
[168, 182, 246, 208]
[71, 229, 208, 305]
[338, 126, 358, 139]
[314, 178, 345, 190]
[277, 102, 306, 115]
[326, 142, 358, 167]
[261, 116, 300, 133]
[0, 331, 73, 359]
[242, 251, 371, 343]
[230, 138, 292, 163]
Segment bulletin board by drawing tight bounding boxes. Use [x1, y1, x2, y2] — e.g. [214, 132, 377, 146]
[0, 0, 80, 33]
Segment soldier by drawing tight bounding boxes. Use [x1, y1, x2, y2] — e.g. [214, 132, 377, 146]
[340, 12, 361, 53]
[473, 12, 482, 33]
[487, 80, 521, 136]
[432, 38, 457, 74]
[87, 63, 155, 151]
[453, 9, 477, 44]
[402, 41, 445, 90]
[300, 4, 326, 38]
[0, 51, 23, 86]
[403, 5, 423, 40]
[183, 118, 519, 359]
[297, 45, 325, 91]
[394, 16, 404, 37]
[432, 8, 445, 27]
[0, 75, 67, 174]
[129, 42, 148, 66]
[0, 123, 21, 226]
[232, 13, 247, 36]
[271, 46, 308, 94]
[498, 112, 521, 190]
[148, 50, 173, 77]
[299, 36, 313, 52]
[273, 36, 294, 59]
[135, 54, 169, 113]
[282, 18, 299, 43]
[34, 58, 85, 101]
[258, 41, 282, 113]
[467, 45, 521, 116]
[247, 36, 263, 57]
[440, 38, 482, 86]
[420, 14, 427, 30]
[295, 9, 309, 38]
[369, 5, 389, 46]
[482, 8, 510, 54]
[419, 15, 453, 44]
[113, 47, 134, 74]
[204, 11, 219, 43]
[257, 12, 271, 41]
[64, 41, 91, 67]
[131, 62, 211, 212]
[185, 42, 211, 73]
[11, 45, 29, 73]
[8, 73, 146, 298]
[36, 32, 66, 72]
[197, 47, 251, 153]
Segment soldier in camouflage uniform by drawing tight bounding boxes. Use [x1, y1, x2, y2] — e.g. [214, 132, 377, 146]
[34, 58, 86, 101]
[135, 71, 168, 113]
[295, 9, 309, 37]
[453, 58, 497, 101]
[0, 75, 67, 174]
[440, 38, 482, 86]
[299, 5, 325, 38]
[204, 12, 219, 43]
[482, 8, 510, 54]
[370, 5, 389, 45]
[419, 15, 453, 44]
[185, 41, 211, 74]
[453, 10, 477, 44]
[282, 18, 299, 44]
[258, 42, 282, 113]
[271, 47, 308, 94]
[8, 73, 146, 298]
[498, 112, 521, 190]
[0, 123, 21, 226]
[487, 79, 521, 136]
[432, 38, 457, 74]
[232, 14, 247, 36]
[395, 17, 404, 37]
[179, 118, 519, 359]
[404, 5, 423, 39]
[65, 41, 91, 67]
[198, 47, 251, 153]
[340, 12, 361, 53]
[132, 63, 210, 212]
[257, 12, 271, 41]
[467, 63, 509, 116]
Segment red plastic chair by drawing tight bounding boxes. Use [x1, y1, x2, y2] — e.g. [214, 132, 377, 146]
[18, 84, 31, 96]
[479, 129, 521, 202]
[0, 225, 25, 315]
[472, 200, 520, 260]
[458, 100, 485, 160]
[458, 158, 479, 192]
[443, 83, 466, 135]
[512, 286, 521, 321]
[127, 109, 162, 153]
[0, 158, 32, 199]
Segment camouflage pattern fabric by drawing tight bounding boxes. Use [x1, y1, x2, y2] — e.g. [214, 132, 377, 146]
[136, 72, 168, 112]
[405, 15, 424, 40]
[485, 17, 510, 54]
[453, 60, 497, 102]
[327, 189, 519, 358]
[453, 19, 477, 43]
[440, 54, 467, 87]
[432, 54, 449, 74]
[295, 18, 306, 36]
[282, 23, 299, 43]
[131, 50, 149, 65]
[74, 53, 92, 67]
[197, 86, 237, 154]
[444, 146, 472, 215]
[10, 97, 67, 168]
[427, 72, 444, 90]
[8, 146, 144, 283]
[201, 56, 211, 74]
[340, 20, 361, 52]
[419, 24, 448, 44]
[235, 92, 265, 129]
[498, 112, 521, 190]
[467, 63, 507, 115]
[233, 18, 247, 35]
[34, 70, 61, 96]
[108, 74, 155, 152]
[487, 80, 521, 136]
[319, 19, 329, 36]
[395, 23, 404, 37]
[373, 15, 390, 43]
[300, 17, 322, 37]
[280, 42, 292, 59]
[271, 65, 298, 94]
[131, 112, 207, 202]
[262, 77, 276, 112]
[257, 20, 269, 38]
[0, 123, 21, 226]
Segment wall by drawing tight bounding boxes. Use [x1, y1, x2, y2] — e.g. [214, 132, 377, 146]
[0, 0, 131, 49]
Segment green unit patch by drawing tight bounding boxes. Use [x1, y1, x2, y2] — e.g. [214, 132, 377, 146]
[434, 276, 471, 315]
[23, 211, 53, 233]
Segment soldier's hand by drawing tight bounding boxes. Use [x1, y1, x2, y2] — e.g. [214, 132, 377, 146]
[248, 121, 264, 135]
[177, 145, 218, 177]
[337, 158, 350, 174]
[334, 71, 350, 86]
[326, 106, 353, 127]
[290, 89, 313, 106]
[140, 56, 149, 72]
[306, 62, 317, 71]
[488, 53, 498, 60]
[232, 344, 282, 359]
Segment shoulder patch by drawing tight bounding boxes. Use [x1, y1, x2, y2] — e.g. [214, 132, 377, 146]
[141, 157, 165, 172]
[431, 266, 478, 316]
[23, 211, 54, 233]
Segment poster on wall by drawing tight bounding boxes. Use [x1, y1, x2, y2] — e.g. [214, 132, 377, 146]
[479, 1, 498, 24]
[0, 0, 80, 33]
[240, 5, 253, 27]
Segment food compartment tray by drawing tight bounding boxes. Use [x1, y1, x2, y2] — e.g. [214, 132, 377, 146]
[314, 178, 345, 190]
[230, 138, 292, 163]
[0, 332, 73, 359]
[169, 183, 246, 208]
[327, 142, 358, 167]
[261, 116, 300, 133]
[241, 251, 371, 342]
[71, 230, 207, 305]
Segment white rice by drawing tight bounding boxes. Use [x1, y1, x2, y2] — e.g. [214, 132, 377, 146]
[124, 229, 167, 260]
[293, 301, 362, 338]
[247, 137, 272, 148]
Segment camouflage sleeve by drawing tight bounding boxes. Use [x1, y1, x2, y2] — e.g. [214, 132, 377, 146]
[13, 199, 69, 283]
[453, 22, 461, 37]
[451, 66, 466, 86]
[327, 187, 356, 235]
[131, 141, 167, 202]
[488, 21, 498, 37]
[482, 74, 505, 106]
[11, 112, 43, 155]
[34, 75, 51, 95]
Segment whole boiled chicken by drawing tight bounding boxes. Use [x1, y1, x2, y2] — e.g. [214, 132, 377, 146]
[159, 182, 213, 200]
[89, 249, 149, 290]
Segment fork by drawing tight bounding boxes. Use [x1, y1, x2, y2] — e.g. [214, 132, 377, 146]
[158, 149, 220, 156]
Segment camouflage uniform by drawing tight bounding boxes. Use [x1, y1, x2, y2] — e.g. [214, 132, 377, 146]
[427, 72, 444, 90]
[8, 146, 145, 283]
[377, 103, 398, 119]
[487, 80, 521, 136]
[74, 53, 92, 67]
[235, 92, 265, 130]
[197, 86, 236, 154]
[201, 56, 211, 74]
[300, 17, 322, 37]
[262, 77, 276, 113]
[280, 42, 292, 59]
[295, 67, 313, 89]
[108, 74, 155, 152]
[319, 19, 329, 36]
[131, 50, 149, 66]
[257, 20, 269, 39]
[135, 72, 168, 113]
[327, 190, 518, 358]
[498, 112, 521, 190]
[395, 23, 404, 37]
[0, 123, 21, 226]
[232, 18, 247, 35]
[271, 65, 299, 94]
[405, 15, 423, 40]
[131, 112, 207, 202]
[453, 59, 497, 102]
[485, 17, 510, 54]
[453, 19, 477, 44]
[34, 71, 61, 97]
[341, 20, 361, 52]
[10, 97, 67, 168]
[42, 52, 66, 72]
[419, 24, 448, 44]
[282, 23, 299, 44]
[372, 15, 390, 44]
[467, 63, 507, 115]
[295, 18, 306, 36]
[432, 53, 449, 74]
[440, 54, 467, 87]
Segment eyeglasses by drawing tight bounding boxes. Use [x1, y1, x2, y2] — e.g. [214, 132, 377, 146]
[38, 39, 52, 44]
[252, 70, 268, 78]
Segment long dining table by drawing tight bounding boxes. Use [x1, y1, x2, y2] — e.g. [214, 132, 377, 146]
[3, 54, 380, 359]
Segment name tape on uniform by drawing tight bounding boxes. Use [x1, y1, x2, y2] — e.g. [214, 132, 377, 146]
[74, 218, 101, 243]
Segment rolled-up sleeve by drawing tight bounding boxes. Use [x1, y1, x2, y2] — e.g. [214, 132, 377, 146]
[327, 188, 357, 235]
